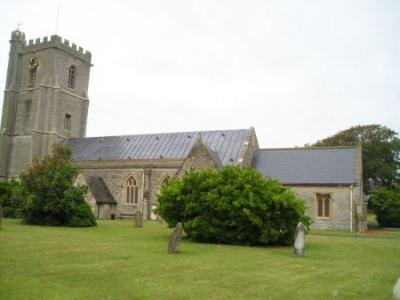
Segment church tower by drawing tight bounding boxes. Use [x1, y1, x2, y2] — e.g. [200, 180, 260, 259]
[0, 30, 92, 179]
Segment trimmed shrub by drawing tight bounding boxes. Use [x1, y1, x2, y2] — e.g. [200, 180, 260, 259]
[19, 144, 96, 227]
[157, 166, 311, 246]
[67, 202, 97, 227]
[370, 185, 400, 228]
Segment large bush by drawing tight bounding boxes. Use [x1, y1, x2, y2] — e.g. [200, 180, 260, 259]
[19, 144, 96, 227]
[0, 180, 25, 218]
[370, 185, 400, 228]
[157, 166, 311, 246]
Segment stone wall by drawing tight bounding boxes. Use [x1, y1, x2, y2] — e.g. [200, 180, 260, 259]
[98, 204, 117, 220]
[147, 168, 178, 218]
[176, 138, 221, 177]
[238, 127, 259, 166]
[75, 173, 96, 212]
[288, 184, 364, 231]
[77, 160, 182, 220]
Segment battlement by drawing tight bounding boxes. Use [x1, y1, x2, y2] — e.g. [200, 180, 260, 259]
[11, 30, 25, 41]
[20, 33, 91, 63]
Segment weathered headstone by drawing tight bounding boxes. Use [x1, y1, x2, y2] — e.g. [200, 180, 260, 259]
[0, 203, 3, 230]
[168, 222, 184, 254]
[134, 210, 143, 228]
[294, 222, 305, 257]
[394, 277, 400, 300]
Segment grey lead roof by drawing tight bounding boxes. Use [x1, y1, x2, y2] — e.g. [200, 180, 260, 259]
[85, 176, 117, 204]
[252, 147, 357, 185]
[66, 129, 249, 165]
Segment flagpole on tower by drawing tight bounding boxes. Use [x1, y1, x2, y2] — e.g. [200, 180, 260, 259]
[55, 3, 60, 34]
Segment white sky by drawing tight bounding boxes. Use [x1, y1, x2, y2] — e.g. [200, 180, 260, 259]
[0, 0, 399, 147]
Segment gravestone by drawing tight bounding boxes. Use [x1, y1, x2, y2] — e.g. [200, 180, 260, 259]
[294, 222, 306, 257]
[134, 210, 143, 228]
[168, 222, 184, 254]
[394, 277, 400, 300]
[0, 203, 3, 230]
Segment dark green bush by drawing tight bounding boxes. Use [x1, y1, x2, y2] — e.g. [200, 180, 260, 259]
[67, 202, 97, 227]
[19, 144, 96, 227]
[157, 166, 311, 246]
[370, 185, 400, 228]
[0, 180, 25, 218]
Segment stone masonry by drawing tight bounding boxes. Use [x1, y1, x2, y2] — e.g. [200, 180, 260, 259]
[0, 30, 91, 179]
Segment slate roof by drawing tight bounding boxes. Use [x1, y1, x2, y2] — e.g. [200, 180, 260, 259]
[85, 176, 117, 204]
[252, 147, 357, 185]
[66, 129, 249, 165]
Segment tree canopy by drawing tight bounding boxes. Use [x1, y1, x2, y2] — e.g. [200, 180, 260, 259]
[370, 185, 400, 228]
[313, 125, 400, 194]
[157, 166, 311, 246]
[19, 144, 96, 227]
[0, 180, 25, 218]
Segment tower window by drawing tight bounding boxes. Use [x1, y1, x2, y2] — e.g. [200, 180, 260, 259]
[29, 68, 37, 86]
[28, 57, 38, 87]
[64, 114, 71, 130]
[68, 66, 76, 88]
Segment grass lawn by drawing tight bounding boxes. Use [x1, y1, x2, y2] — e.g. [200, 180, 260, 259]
[0, 219, 399, 300]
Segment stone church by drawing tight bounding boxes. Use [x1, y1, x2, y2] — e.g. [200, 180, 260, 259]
[0, 30, 367, 231]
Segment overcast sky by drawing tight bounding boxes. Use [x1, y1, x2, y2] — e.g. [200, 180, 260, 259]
[0, 0, 399, 147]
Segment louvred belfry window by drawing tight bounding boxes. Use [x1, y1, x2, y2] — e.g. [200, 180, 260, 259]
[68, 66, 76, 88]
[64, 114, 71, 130]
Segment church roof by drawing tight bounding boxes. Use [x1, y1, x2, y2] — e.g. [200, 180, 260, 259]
[252, 147, 358, 185]
[85, 176, 117, 204]
[65, 129, 250, 165]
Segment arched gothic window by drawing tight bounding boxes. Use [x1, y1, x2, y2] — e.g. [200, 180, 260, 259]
[68, 66, 76, 88]
[124, 176, 138, 204]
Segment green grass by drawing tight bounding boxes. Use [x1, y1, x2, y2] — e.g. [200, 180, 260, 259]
[0, 219, 399, 300]
[368, 211, 379, 227]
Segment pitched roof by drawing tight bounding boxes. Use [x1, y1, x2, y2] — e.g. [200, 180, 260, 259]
[65, 129, 249, 166]
[252, 147, 358, 185]
[85, 176, 117, 204]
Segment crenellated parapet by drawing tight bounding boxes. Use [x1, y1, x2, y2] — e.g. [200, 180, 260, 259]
[11, 30, 26, 41]
[19, 33, 91, 63]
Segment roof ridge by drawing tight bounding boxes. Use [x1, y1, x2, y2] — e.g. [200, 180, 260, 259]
[66, 128, 250, 141]
[257, 146, 358, 151]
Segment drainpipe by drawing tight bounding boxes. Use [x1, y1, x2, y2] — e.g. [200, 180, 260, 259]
[142, 169, 145, 217]
[350, 185, 354, 232]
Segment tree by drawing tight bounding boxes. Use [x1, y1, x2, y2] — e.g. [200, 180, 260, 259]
[157, 166, 311, 246]
[0, 180, 25, 218]
[370, 185, 400, 228]
[313, 125, 400, 194]
[19, 144, 96, 227]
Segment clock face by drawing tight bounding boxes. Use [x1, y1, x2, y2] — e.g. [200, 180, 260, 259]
[28, 57, 38, 70]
